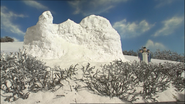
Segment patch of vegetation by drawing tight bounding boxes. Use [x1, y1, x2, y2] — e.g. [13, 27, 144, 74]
[1, 49, 184, 103]
[0, 36, 14, 42]
[123, 50, 138, 56]
[81, 60, 185, 102]
[0, 49, 78, 102]
[123, 49, 184, 62]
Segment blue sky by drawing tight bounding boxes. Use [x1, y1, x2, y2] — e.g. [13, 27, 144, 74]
[1, 0, 184, 54]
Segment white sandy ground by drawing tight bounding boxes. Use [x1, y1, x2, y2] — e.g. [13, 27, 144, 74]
[1, 42, 185, 104]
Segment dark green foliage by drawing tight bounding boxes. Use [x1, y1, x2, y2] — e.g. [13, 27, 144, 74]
[0, 36, 14, 42]
[123, 50, 137, 56]
[0, 49, 77, 102]
[152, 49, 184, 62]
[1, 49, 184, 103]
[81, 60, 185, 103]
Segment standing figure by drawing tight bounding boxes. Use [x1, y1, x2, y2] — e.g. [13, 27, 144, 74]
[138, 49, 143, 62]
[147, 49, 151, 63]
[142, 47, 148, 64]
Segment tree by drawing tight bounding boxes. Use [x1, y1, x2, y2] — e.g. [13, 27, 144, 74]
[0, 36, 14, 42]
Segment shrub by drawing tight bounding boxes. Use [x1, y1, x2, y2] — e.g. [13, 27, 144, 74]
[0, 49, 78, 102]
[81, 60, 185, 103]
[1, 49, 184, 103]
[123, 50, 137, 56]
[0, 36, 14, 42]
[152, 49, 184, 62]
[123, 49, 184, 62]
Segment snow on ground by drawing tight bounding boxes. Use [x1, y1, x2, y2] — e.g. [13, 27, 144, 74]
[1, 42, 185, 104]
[1, 79, 127, 104]
[0, 42, 23, 53]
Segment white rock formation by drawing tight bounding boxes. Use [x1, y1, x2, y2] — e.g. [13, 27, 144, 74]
[23, 11, 128, 62]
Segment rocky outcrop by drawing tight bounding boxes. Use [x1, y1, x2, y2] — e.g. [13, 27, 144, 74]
[23, 11, 127, 62]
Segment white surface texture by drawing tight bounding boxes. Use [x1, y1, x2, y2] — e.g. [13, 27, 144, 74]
[1, 42, 185, 104]
[23, 11, 127, 62]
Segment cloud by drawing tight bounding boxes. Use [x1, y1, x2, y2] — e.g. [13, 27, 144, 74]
[113, 19, 155, 39]
[145, 39, 167, 52]
[22, 0, 48, 10]
[153, 16, 184, 37]
[155, 0, 176, 8]
[68, 0, 128, 16]
[1, 6, 27, 35]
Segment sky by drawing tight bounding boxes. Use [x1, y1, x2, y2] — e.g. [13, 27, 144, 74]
[1, 0, 184, 54]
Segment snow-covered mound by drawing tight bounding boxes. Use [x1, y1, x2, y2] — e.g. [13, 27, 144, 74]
[23, 11, 127, 62]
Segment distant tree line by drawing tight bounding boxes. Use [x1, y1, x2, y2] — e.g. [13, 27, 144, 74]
[123, 49, 184, 62]
[0, 36, 14, 42]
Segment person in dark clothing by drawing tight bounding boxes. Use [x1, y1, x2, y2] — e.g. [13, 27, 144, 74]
[147, 49, 151, 63]
[138, 49, 143, 62]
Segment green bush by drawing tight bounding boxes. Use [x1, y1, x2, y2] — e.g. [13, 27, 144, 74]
[81, 60, 185, 102]
[123, 50, 137, 56]
[0, 49, 78, 102]
[0, 36, 14, 42]
[1, 49, 184, 103]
